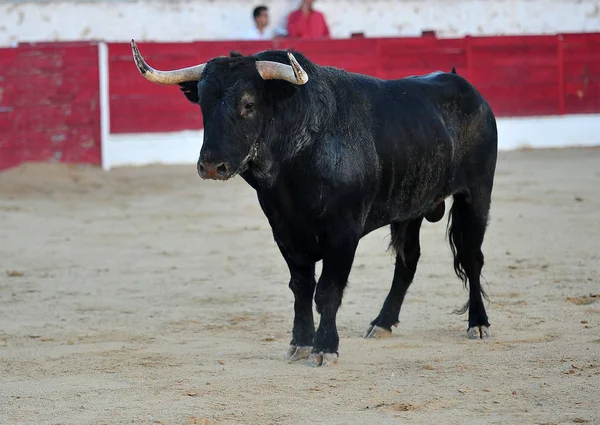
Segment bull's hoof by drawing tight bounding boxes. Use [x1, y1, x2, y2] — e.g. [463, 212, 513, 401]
[307, 351, 338, 367]
[468, 325, 491, 339]
[363, 321, 398, 339]
[363, 325, 393, 339]
[285, 345, 312, 361]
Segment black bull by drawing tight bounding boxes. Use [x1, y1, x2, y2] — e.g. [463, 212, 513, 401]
[131, 40, 498, 367]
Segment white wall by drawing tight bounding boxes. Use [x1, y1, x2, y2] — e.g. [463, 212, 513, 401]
[102, 115, 600, 170]
[2, 0, 600, 47]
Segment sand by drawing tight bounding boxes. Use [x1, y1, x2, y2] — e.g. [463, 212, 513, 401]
[0, 148, 599, 425]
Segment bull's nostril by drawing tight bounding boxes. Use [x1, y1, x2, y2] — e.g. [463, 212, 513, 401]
[216, 163, 229, 177]
[198, 163, 206, 176]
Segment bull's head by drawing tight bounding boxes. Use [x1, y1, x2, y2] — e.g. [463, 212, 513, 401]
[130, 40, 309, 181]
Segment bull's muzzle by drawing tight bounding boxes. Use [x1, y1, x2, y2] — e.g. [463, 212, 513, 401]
[197, 160, 232, 181]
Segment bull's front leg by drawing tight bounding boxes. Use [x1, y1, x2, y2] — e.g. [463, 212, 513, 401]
[309, 239, 359, 367]
[277, 243, 317, 361]
[286, 265, 316, 361]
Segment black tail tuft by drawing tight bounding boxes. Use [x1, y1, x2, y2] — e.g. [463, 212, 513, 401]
[447, 197, 468, 286]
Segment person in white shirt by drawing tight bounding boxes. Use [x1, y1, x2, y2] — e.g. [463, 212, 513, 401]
[243, 5, 271, 40]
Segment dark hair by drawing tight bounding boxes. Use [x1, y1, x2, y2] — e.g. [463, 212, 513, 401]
[253, 5, 268, 19]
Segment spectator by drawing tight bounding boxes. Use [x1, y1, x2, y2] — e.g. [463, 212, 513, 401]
[243, 5, 271, 40]
[286, 0, 330, 39]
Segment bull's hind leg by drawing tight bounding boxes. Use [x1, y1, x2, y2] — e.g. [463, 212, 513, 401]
[448, 189, 492, 339]
[365, 218, 423, 338]
[277, 242, 317, 361]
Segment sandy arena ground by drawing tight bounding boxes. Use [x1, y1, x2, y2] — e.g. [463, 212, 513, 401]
[1, 148, 599, 425]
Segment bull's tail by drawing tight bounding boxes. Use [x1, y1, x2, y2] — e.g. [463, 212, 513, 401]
[451, 65, 457, 74]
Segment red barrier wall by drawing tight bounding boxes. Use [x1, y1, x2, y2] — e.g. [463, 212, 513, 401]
[0, 33, 598, 171]
[562, 33, 600, 114]
[0, 42, 101, 170]
[108, 33, 600, 134]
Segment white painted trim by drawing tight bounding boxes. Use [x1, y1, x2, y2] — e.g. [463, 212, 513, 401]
[98, 42, 111, 171]
[102, 114, 600, 169]
[496, 114, 600, 150]
[105, 130, 203, 169]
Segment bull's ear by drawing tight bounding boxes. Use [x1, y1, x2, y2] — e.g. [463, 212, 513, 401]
[178, 81, 200, 104]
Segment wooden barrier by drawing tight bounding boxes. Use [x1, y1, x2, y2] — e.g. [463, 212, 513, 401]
[107, 33, 600, 134]
[0, 33, 598, 170]
[0, 42, 101, 170]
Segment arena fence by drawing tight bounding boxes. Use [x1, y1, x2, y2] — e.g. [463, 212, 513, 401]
[1, 33, 599, 171]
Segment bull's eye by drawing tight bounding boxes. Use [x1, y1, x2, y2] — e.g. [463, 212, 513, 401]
[244, 102, 254, 110]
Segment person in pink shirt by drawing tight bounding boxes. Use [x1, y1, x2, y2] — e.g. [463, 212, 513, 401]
[286, 0, 331, 39]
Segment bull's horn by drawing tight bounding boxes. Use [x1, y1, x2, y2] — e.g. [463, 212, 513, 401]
[131, 39, 206, 84]
[255, 52, 308, 85]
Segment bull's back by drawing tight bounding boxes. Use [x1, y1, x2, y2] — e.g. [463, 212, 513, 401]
[365, 71, 497, 225]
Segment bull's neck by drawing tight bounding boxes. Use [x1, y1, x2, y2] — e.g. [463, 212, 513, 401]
[239, 144, 280, 190]
[241, 110, 320, 190]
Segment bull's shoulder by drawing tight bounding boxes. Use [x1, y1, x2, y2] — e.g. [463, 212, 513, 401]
[393, 71, 491, 126]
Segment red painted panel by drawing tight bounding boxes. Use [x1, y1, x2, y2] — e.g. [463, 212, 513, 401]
[6, 101, 99, 131]
[107, 33, 600, 135]
[557, 35, 565, 114]
[109, 62, 188, 96]
[0, 48, 17, 70]
[3, 33, 600, 170]
[561, 33, 600, 45]
[110, 95, 202, 134]
[561, 33, 600, 114]
[4, 70, 99, 106]
[109, 41, 205, 134]
[0, 126, 97, 149]
[470, 46, 557, 67]
[0, 126, 100, 172]
[0, 43, 101, 171]
[562, 49, 600, 66]
[564, 81, 600, 113]
[480, 84, 561, 116]
[469, 65, 558, 86]
[469, 35, 558, 47]
[378, 37, 467, 75]
[275, 38, 378, 56]
[379, 54, 467, 71]
[377, 68, 452, 80]
[108, 39, 382, 134]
